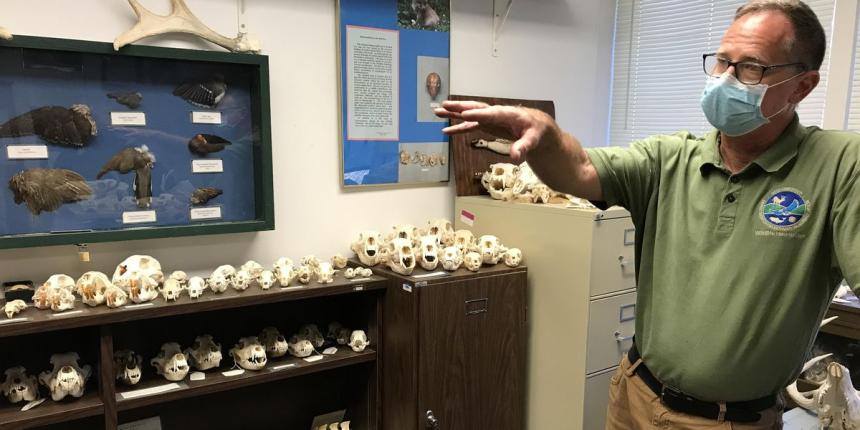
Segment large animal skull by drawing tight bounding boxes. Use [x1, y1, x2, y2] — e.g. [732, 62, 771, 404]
[315, 262, 337, 284]
[503, 248, 523, 267]
[185, 335, 223, 371]
[1, 366, 39, 403]
[259, 327, 288, 358]
[441, 246, 464, 271]
[257, 270, 276, 290]
[351, 231, 383, 266]
[187, 276, 207, 299]
[230, 337, 267, 370]
[481, 163, 519, 201]
[387, 224, 420, 245]
[3, 300, 27, 319]
[453, 230, 476, 254]
[464, 252, 482, 272]
[298, 324, 326, 348]
[159, 278, 184, 301]
[478, 235, 507, 265]
[34, 274, 76, 311]
[39, 352, 91, 401]
[273, 257, 296, 287]
[151, 342, 190, 381]
[105, 284, 129, 308]
[126, 272, 159, 303]
[386, 238, 416, 276]
[418, 235, 440, 271]
[348, 330, 369, 353]
[112, 255, 163, 287]
[425, 219, 454, 247]
[114, 350, 143, 386]
[76, 271, 111, 306]
[787, 355, 860, 429]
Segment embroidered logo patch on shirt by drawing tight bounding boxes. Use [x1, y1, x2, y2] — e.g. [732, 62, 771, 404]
[760, 188, 809, 230]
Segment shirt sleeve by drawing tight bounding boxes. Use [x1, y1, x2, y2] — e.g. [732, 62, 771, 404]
[832, 170, 860, 293]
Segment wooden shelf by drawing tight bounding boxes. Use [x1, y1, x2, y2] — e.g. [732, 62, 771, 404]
[116, 348, 376, 411]
[0, 276, 386, 338]
[0, 392, 103, 430]
[351, 259, 527, 283]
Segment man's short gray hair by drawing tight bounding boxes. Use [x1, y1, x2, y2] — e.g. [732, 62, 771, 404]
[735, 0, 826, 71]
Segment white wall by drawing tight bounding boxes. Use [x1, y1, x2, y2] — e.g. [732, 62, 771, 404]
[0, 0, 614, 281]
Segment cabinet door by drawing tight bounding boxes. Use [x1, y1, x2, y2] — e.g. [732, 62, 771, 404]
[590, 217, 636, 297]
[583, 367, 616, 430]
[585, 291, 636, 374]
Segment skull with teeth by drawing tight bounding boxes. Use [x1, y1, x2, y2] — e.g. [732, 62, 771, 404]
[159, 278, 184, 301]
[257, 270, 276, 290]
[351, 231, 383, 266]
[481, 163, 519, 201]
[387, 224, 420, 245]
[114, 350, 143, 386]
[425, 218, 455, 247]
[230, 336, 268, 370]
[464, 252, 482, 272]
[49, 287, 76, 313]
[126, 272, 159, 303]
[168, 270, 188, 286]
[301, 255, 321, 270]
[296, 265, 313, 284]
[386, 238, 416, 275]
[331, 254, 348, 269]
[112, 255, 164, 288]
[530, 183, 553, 204]
[150, 342, 190, 381]
[504, 248, 523, 267]
[258, 327, 288, 358]
[185, 335, 223, 371]
[298, 324, 326, 348]
[39, 352, 91, 401]
[34, 274, 76, 311]
[105, 284, 128, 308]
[233, 269, 253, 291]
[441, 246, 464, 271]
[288, 336, 315, 358]
[213, 264, 237, 282]
[208, 272, 229, 293]
[187, 276, 207, 299]
[273, 257, 296, 287]
[239, 260, 264, 278]
[348, 330, 370, 353]
[418, 235, 440, 271]
[315, 262, 337, 284]
[4, 300, 27, 319]
[75, 271, 111, 307]
[453, 230, 477, 254]
[1, 366, 39, 403]
[478, 235, 507, 265]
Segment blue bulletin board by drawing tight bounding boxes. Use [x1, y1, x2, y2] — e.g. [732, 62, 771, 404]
[338, 0, 451, 187]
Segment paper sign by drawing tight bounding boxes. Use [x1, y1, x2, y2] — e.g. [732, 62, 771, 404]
[7, 145, 48, 160]
[192, 111, 222, 124]
[51, 310, 83, 318]
[189, 372, 205, 381]
[123, 210, 157, 224]
[222, 369, 245, 377]
[120, 383, 181, 400]
[124, 303, 155, 310]
[190, 207, 222, 221]
[270, 363, 296, 371]
[111, 112, 147, 126]
[412, 271, 446, 279]
[460, 210, 475, 226]
[303, 355, 324, 363]
[192, 159, 224, 173]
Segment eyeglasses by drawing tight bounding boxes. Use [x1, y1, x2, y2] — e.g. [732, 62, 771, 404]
[702, 53, 806, 85]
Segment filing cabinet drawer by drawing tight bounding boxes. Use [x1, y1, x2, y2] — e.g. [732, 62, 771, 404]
[585, 291, 636, 374]
[583, 366, 616, 430]
[589, 217, 636, 297]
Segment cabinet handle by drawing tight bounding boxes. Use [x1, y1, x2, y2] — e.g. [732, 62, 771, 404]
[614, 331, 634, 342]
[465, 298, 488, 316]
[618, 255, 631, 267]
[426, 410, 439, 429]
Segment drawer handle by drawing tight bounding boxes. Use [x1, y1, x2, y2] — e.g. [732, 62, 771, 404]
[618, 256, 631, 267]
[614, 331, 634, 342]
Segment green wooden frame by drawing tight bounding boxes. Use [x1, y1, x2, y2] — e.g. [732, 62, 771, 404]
[0, 35, 275, 249]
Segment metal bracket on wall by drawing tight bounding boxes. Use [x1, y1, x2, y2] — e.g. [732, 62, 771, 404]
[492, 0, 514, 57]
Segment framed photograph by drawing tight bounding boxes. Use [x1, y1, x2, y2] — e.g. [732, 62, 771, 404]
[0, 35, 274, 249]
[338, 0, 451, 187]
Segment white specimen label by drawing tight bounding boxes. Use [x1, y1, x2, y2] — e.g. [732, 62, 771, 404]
[7, 145, 48, 160]
[192, 159, 223, 173]
[192, 111, 222, 124]
[120, 383, 181, 400]
[111, 112, 146, 126]
[123, 210, 157, 224]
[190, 207, 222, 221]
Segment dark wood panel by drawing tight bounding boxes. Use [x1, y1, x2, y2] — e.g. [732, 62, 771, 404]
[448, 94, 556, 197]
[381, 276, 420, 429]
[0, 392, 103, 430]
[99, 326, 117, 430]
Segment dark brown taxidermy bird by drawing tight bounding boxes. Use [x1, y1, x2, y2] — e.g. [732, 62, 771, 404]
[191, 187, 223, 205]
[173, 74, 227, 109]
[0, 104, 97, 147]
[97, 145, 156, 208]
[9, 168, 93, 215]
[188, 134, 231, 156]
[107, 92, 143, 109]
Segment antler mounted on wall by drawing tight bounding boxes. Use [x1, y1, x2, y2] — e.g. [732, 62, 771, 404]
[0, 27, 11, 40]
[114, 0, 261, 54]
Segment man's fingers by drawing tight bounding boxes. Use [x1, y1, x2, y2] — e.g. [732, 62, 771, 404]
[440, 100, 490, 112]
[434, 107, 462, 120]
[442, 121, 480, 135]
[459, 105, 522, 127]
[509, 128, 541, 162]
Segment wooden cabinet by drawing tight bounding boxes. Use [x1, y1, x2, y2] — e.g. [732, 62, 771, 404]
[376, 263, 527, 430]
[455, 195, 637, 430]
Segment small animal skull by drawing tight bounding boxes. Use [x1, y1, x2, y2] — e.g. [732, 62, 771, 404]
[259, 327, 288, 358]
[348, 330, 369, 353]
[386, 238, 416, 276]
[357, 267, 373, 278]
[168, 270, 188, 286]
[331, 254, 348, 269]
[336, 328, 352, 345]
[504, 248, 523, 267]
[76, 271, 111, 306]
[233, 269, 253, 291]
[1, 366, 39, 403]
[478, 235, 506, 265]
[240, 260, 264, 278]
[425, 218, 455, 246]
[151, 342, 190, 381]
[213, 264, 237, 281]
[288, 337, 315, 358]
[187, 276, 207, 299]
[185, 335, 223, 371]
[273, 257, 296, 286]
[3, 300, 27, 319]
[114, 350, 143, 386]
[453, 230, 477, 254]
[351, 231, 383, 266]
[105, 284, 128, 308]
[301, 255, 321, 270]
[230, 336, 268, 370]
[315, 262, 337, 284]
[257, 270, 276, 290]
[159, 278, 184, 301]
[208, 272, 229, 293]
[343, 268, 356, 279]
[530, 183, 553, 204]
[441, 246, 464, 271]
[418, 235, 440, 271]
[298, 324, 325, 348]
[39, 352, 91, 401]
[481, 163, 519, 201]
[464, 252, 482, 272]
[377, 246, 392, 265]
[296, 265, 313, 284]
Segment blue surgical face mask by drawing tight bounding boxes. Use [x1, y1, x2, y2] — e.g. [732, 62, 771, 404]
[700, 72, 800, 136]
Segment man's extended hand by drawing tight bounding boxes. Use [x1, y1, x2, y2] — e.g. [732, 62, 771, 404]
[434, 100, 560, 163]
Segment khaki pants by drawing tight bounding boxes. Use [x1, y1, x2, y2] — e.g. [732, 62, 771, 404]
[606, 355, 783, 430]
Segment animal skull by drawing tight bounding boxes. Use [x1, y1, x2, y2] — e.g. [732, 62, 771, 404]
[240, 260, 264, 278]
[351, 231, 383, 266]
[34, 274, 76, 310]
[327, 322, 344, 342]
[185, 335, 223, 371]
[1, 366, 39, 403]
[301, 255, 321, 270]
[257, 270, 276, 290]
[112, 255, 163, 287]
[126, 272, 160, 303]
[4, 300, 27, 319]
[273, 257, 296, 287]
[114, 350, 143, 386]
[377, 246, 391, 265]
[453, 230, 476, 254]
[208, 272, 229, 293]
[343, 268, 356, 279]
[159, 278, 184, 301]
[425, 218, 455, 247]
[233, 269, 253, 291]
[331, 254, 348, 269]
[288, 336, 315, 358]
[296, 265, 313, 285]
[213, 264, 237, 281]
[168, 270, 188, 286]
[418, 235, 440, 271]
[348, 330, 369, 353]
[481, 163, 519, 201]
[187, 276, 207, 298]
[259, 327, 288, 358]
[787, 354, 860, 429]
[464, 252, 482, 272]
[357, 267, 373, 278]
[39, 352, 91, 401]
[230, 336, 267, 370]
[386, 238, 416, 276]
[387, 224, 420, 245]
[105, 284, 129, 308]
[441, 246, 464, 271]
[478, 235, 506, 265]
[504, 248, 523, 267]
[298, 324, 326, 348]
[151, 342, 190, 381]
[315, 262, 337, 284]
[76, 271, 112, 307]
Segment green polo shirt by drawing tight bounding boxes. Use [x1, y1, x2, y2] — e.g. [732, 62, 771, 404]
[586, 115, 860, 402]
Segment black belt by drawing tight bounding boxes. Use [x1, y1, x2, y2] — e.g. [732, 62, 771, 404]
[627, 344, 776, 423]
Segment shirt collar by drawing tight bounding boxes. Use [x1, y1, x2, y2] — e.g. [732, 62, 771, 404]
[699, 115, 807, 175]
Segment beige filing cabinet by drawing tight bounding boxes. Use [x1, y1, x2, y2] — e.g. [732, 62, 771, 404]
[454, 196, 637, 430]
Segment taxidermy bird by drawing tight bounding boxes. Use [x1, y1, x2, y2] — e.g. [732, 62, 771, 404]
[0, 105, 97, 147]
[9, 168, 93, 215]
[173, 74, 227, 108]
[97, 145, 156, 208]
[107, 92, 143, 109]
[188, 134, 231, 156]
[191, 187, 222, 205]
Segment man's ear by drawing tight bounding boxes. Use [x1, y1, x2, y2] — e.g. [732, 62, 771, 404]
[789, 71, 820, 104]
